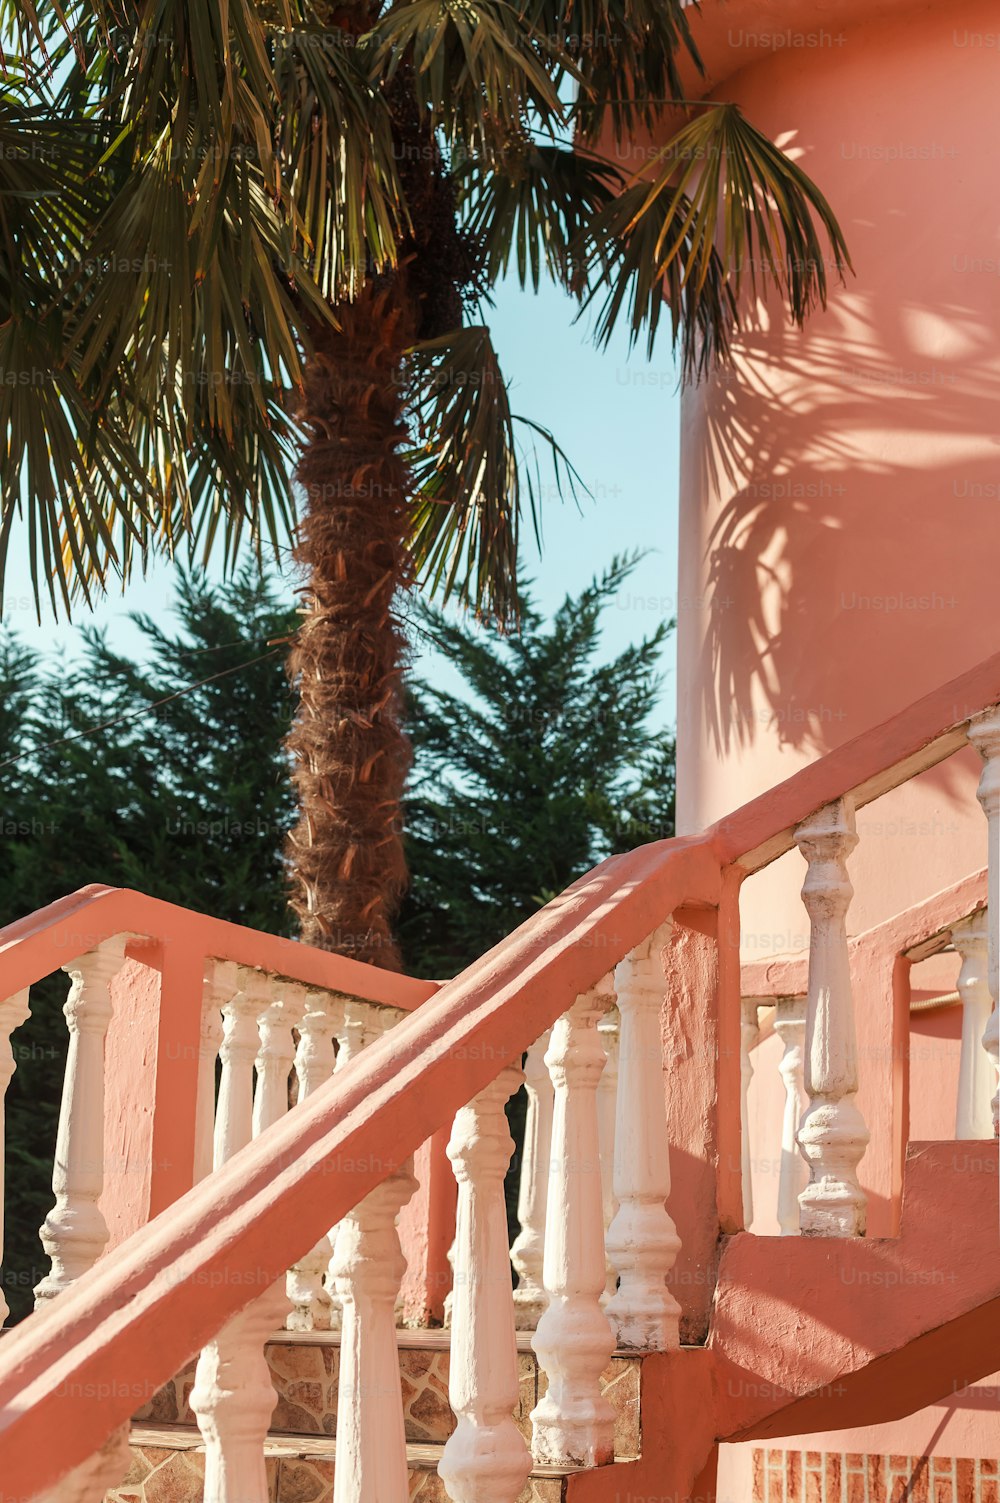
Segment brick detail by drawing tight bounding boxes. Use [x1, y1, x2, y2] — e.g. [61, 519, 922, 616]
[753, 1450, 1000, 1503]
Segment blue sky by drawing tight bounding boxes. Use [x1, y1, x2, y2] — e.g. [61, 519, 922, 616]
[13, 276, 682, 725]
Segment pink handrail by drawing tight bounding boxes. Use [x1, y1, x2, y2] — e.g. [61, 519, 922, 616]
[0, 883, 437, 1011]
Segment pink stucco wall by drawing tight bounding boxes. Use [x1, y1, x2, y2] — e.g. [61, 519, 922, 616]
[673, 0, 1000, 957]
[665, 0, 1000, 1474]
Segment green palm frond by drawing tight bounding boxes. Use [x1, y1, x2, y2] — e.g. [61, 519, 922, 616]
[574, 103, 850, 374]
[457, 142, 619, 291]
[407, 325, 581, 622]
[373, 0, 567, 157]
[271, 24, 406, 299]
[528, 0, 703, 143]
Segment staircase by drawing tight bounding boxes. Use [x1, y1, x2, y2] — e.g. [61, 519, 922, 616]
[112, 1332, 645, 1501]
[1, 651, 1000, 1503]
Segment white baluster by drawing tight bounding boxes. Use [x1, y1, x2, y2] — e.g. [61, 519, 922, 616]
[951, 913, 995, 1139]
[35, 937, 128, 1303]
[794, 798, 869, 1237]
[511, 1029, 553, 1328]
[253, 981, 303, 1137]
[331, 1158, 417, 1503]
[33, 1423, 132, 1503]
[190, 1281, 290, 1503]
[985, 1000, 1000, 1139]
[194, 963, 227, 1185]
[287, 990, 342, 1331]
[327, 1001, 382, 1328]
[774, 997, 808, 1236]
[969, 706, 1000, 1136]
[213, 966, 270, 1171]
[597, 1007, 620, 1301]
[605, 926, 681, 1350]
[192, 965, 288, 1503]
[530, 984, 616, 1468]
[740, 999, 759, 1230]
[440, 1065, 532, 1503]
[0, 988, 29, 1324]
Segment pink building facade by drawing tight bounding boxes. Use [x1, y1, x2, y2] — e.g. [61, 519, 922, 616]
[665, 0, 1000, 1493]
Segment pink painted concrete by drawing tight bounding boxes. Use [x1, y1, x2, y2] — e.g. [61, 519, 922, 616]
[662, 0, 1000, 971]
[3, 653, 1000, 1497]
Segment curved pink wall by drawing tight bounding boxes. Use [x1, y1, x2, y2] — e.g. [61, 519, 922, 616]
[672, 0, 1000, 950]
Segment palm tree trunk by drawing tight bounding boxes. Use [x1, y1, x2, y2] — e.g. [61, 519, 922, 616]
[286, 278, 415, 970]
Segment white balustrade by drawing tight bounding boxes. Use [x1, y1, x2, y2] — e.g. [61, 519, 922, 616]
[794, 798, 869, 1237]
[331, 1157, 417, 1503]
[969, 706, 1000, 1135]
[213, 966, 270, 1171]
[35, 937, 128, 1304]
[327, 999, 382, 1327]
[192, 966, 289, 1503]
[596, 1006, 620, 1302]
[439, 1065, 532, 1503]
[287, 990, 342, 1331]
[189, 1281, 290, 1503]
[510, 1029, 553, 1328]
[530, 984, 616, 1468]
[774, 997, 808, 1236]
[194, 963, 227, 1184]
[0, 988, 30, 1324]
[253, 981, 304, 1138]
[951, 913, 995, 1139]
[605, 927, 681, 1350]
[740, 999, 759, 1230]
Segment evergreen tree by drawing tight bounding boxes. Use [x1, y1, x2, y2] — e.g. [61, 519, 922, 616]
[399, 555, 675, 980]
[0, 567, 297, 1319]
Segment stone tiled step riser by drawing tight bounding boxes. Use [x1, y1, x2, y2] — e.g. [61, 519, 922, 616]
[107, 1432, 573, 1503]
[136, 1337, 641, 1459]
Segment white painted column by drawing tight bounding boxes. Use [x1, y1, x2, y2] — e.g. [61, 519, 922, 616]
[327, 1000, 381, 1328]
[510, 1029, 553, 1328]
[597, 1006, 620, 1302]
[253, 981, 304, 1138]
[288, 990, 341, 1331]
[213, 966, 270, 1171]
[794, 798, 869, 1237]
[190, 1281, 290, 1503]
[0, 988, 30, 1324]
[194, 962, 228, 1185]
[740, 998, 759, 1230]
[530, 984, 616, 1469]
[969, 706, 1000, 1137]
[35, 937, 128, 1304]
[331, 1158, 417, 1503]
[605, 925, 681, 1350]
[774, 997, 808, 1236]
[951, 913, 995, 1139]
[191, 966, 288, 1503]
[439, 1065, 532, 1503]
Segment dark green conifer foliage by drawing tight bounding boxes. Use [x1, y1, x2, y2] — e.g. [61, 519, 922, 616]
[399, 554, 675, 979]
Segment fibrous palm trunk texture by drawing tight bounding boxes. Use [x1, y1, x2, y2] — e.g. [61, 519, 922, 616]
[286, 281, 415, 970]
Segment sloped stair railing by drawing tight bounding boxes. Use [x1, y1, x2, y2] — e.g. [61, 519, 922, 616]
[2, 652, 1000, 1501]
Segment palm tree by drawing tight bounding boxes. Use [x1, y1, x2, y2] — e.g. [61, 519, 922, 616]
[2, 0, 850, 968]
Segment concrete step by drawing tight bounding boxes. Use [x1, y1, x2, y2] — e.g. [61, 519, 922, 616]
[135, 1328, 644, 1459]
[110, 1421, 636, 1502]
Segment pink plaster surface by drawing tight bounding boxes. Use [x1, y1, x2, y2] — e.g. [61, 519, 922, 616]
[666, 0, 1000, 963]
